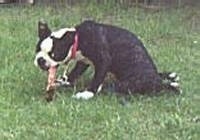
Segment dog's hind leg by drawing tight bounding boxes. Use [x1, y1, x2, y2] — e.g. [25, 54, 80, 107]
[159, 72, 181, 94]
[162, 82, 181, 94]
[159, 72, 180, 82]
[158, 72, 181, 94]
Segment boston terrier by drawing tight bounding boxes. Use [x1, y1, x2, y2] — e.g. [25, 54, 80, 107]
[34, 20, 180, 100]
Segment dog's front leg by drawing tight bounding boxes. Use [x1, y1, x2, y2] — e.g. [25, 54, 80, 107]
[87, 64, 108, 93]
[73, 55, 111, 100]
[56, 61, 89, 87]
[68, 61, 89, 84]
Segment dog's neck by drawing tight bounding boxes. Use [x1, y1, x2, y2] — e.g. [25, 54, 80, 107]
[62, 32, 79, 65]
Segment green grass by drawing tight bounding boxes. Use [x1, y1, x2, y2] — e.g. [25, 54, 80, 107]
[0, 4, 200, 140]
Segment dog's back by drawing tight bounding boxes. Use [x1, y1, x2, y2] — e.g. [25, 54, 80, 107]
[75, 21, 180, 94]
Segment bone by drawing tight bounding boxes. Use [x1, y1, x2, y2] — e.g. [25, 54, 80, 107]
[46, 66, 57, 91]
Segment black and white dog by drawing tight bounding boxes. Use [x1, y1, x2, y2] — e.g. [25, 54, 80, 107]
[34, 20, 180, 100]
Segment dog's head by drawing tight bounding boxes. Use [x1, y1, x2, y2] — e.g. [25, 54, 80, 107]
[34, 21, 76, 71]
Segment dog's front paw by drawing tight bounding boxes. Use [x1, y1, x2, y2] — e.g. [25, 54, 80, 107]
[72, 91, 94, 100]
[55, 75, 71, 87]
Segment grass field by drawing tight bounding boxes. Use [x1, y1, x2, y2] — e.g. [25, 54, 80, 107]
[0, 4, 200, 140]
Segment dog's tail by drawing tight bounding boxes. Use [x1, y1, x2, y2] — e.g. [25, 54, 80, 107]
[159, 72, 181, 94]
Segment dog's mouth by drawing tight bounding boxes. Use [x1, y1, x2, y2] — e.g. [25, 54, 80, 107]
[34, 50, 60, 71]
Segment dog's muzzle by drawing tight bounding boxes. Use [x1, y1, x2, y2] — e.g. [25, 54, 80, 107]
[36, 57, 50, 70]
[34, 51, 59, 71]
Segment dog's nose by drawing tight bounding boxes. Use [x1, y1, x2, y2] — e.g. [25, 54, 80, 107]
[37, 57, 50, 71]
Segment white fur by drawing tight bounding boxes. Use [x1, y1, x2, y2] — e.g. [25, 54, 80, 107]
[169, 72, 177, 78]
[34, 51, 58, 67]
[175, 76, 180, 82]
[97, 84, 103, 93]
[51, 28, 76, 39]
[40, 37, 53, 53]
[170, 82, 179, 88]
[72, 91, 94, 100]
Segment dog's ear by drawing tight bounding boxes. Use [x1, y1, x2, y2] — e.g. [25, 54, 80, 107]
[38, 21, 51, 40]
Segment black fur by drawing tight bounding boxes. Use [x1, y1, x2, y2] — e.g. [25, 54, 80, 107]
[35, 20, 180, 96]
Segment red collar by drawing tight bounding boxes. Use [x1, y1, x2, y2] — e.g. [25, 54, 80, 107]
[71, 33, 78, 59]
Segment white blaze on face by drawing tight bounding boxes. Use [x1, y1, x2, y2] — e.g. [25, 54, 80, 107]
[40, 37, 53, 52]
[34, 27, 76, 68]
[34, 37, 58, 67]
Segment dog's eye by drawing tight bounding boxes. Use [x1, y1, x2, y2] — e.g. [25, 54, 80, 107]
[51, 53, 55, 57]
[49, 52, 55, 58]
